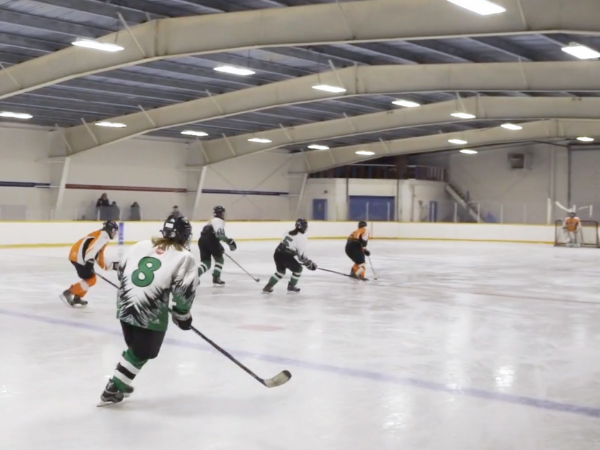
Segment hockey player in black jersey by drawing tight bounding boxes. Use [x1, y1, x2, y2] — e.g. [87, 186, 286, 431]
[263, 218, 317, 293]
[198, 206, 237, 286]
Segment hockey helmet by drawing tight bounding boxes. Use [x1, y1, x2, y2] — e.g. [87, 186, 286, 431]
[358, 220, 367, 229]
[569, 210, 576, 217]
[102, 220, 119, 239]
[162, 216, 193, 248]
[295, 218, 308, 234]
[213, 205, 226, 219]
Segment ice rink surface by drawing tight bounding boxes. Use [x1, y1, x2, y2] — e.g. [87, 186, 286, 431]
[2, 239, 600, 450]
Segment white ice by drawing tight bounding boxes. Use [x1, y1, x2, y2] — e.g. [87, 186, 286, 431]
[2, 240, 600, 450]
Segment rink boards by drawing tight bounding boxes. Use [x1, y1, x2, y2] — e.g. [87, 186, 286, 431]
[0, 221, 556, 248]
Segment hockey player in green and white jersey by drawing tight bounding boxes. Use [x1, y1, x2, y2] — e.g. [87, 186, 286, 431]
[197, 206, 237, 286]
[99, 216, 198, 406]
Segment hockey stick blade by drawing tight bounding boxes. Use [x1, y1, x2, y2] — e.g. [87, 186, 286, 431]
[264, 370, 292, 388]
[224, 253, 260, 282]
[190, 325, 292, 389]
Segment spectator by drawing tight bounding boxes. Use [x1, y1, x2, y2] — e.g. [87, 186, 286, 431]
[96, 193, 110, 221]
[170, 205, 182, 219]
[129, 202, 141, 221]
[111, 201, 120, 221]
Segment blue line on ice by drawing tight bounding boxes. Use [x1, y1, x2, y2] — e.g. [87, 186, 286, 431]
[2, 307, 599, 419]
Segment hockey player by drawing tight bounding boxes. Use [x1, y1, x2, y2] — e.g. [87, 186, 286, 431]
[346, 220, 370, 280]
[99, 215, 198, 406]
[198, 206, 236, 286]
[263, 218, 317, 293]
[563, 211, 582, 248]
[60, 220, 119, 307]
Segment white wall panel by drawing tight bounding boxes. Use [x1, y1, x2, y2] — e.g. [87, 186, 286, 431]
[415, 144, 569, 224]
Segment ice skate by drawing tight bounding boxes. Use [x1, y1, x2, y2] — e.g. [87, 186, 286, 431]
[263, 283, 274, 293]
[213, 276, 225, 287]
[349, 270, 359, 279]
[72, 295, 88, 307]
[97, 381, 124, 407]
[287, 283, 300, 293]
[59, 289, 76, 307]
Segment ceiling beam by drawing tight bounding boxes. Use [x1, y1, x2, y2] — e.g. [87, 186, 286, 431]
[303, 119, 600, 172]
[2, 0, 600, 100]
[57, 61, 600, 155]
[194, 96, 600, 165]
[36, 0, 162, 23]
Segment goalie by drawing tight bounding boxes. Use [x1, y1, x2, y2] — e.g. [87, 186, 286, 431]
[563, 211, 582, 247]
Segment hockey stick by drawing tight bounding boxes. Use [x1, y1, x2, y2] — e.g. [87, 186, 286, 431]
[190, 325, 291, 388]
[98, 273, 290, 388]
[97, 272, 119, 289]
[367, 256, 379, 280]
[318, 267, 365, 280]
[224, 253, 260, 282]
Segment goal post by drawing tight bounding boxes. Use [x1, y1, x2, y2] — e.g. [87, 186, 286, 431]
[554, 220, 600, 248]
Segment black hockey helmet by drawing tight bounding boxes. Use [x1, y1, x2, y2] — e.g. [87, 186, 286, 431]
[295, 218, 308, 234]
[162, 216, 193, 247]
[213, 205, 226, 219]
[358, 220, 367, 229]
[102, 220, 119, 239]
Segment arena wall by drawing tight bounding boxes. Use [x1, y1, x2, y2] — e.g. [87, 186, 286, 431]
[0, 221, 555, 248]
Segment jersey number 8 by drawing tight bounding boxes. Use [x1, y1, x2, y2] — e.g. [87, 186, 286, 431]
[132, 257, 162, 288]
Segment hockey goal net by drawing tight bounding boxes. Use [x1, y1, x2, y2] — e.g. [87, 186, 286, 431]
[554, 220, 600, 248]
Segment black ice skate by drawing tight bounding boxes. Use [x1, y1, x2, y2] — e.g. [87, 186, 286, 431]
[212, 276, 225, 287]
[59, 289, 76, 307]
[123, 385, 134, 398]
[97, 381, 124, 407]
[287, 283, 300, 293]
[72, 296, 88, 307]
[263, 283, 274, 293]
[349, 270, 359, 279]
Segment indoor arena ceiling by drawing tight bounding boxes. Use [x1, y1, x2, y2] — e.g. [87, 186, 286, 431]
[0, 0, 599, 168]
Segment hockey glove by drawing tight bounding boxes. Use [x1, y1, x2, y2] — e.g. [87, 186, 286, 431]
[171, 308, 192, 331]
[364, 249, 371, 257]
[227, 238, 237, 251]
[304, 259, 317, 271]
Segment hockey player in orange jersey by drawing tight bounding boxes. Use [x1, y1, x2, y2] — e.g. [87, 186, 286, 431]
[345, 220, 370, 280]
[59, 221, 119, 307]
[563, 211, 581, 248]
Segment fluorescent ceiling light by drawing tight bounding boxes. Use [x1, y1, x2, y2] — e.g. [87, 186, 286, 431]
[72, 39, 124, 52]
[248, 138, 272, 143]
[95, 121, 127, 128]
[501, 123, 523, 130]
[214, 65, 255, 76]
[577, 136, 594, 142]
[181, 130, 208, 137]
[0, 111, 32, 119]
[448, 139, 468, 145]
[446, 0, 506, 15]
[451, 112, 476, 119]
[460, 149, 478, 154]
[308, 144, 330, 150]
[356, 150, 375, 156]
[392, 99, 421, 108]
[312, 84, 347, 93]
[561, 43, 600, 60]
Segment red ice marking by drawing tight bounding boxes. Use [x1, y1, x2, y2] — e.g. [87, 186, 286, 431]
[237, 324, 285, 332]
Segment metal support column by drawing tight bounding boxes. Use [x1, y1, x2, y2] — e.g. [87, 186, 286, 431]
[192, 166, 208, 220]
[294, 173, 309, 219]
[54, 156, 71, 219]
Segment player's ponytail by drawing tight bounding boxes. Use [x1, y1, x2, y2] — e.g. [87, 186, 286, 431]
[151, 236, 185, 252]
